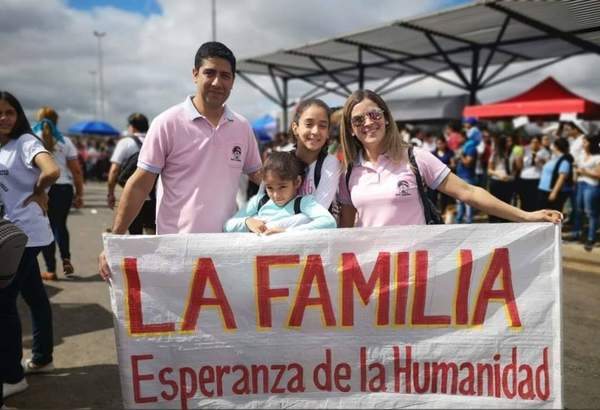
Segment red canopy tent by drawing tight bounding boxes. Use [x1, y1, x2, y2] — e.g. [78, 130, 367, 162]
[463, 77, 600, 120]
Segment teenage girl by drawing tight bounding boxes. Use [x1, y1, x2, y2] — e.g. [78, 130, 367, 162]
[260, 99, 342, 232]
[0, 91, 60, 404]
[34, 107, 84, 280]
[224, 151, 336, 233]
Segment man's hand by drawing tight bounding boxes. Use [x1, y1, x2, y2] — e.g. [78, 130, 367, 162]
[245, 218, 267, 234]
[73, 194, 84, 209]
[98, 250, 111, 281]
[107, 192, 116, 209]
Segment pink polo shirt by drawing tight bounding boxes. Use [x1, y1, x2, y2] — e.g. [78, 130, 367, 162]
[338, 148, 450, 227]
[138, 97, 262, 234]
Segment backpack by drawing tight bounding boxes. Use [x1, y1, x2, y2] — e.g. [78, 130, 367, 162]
[117, 136, 143, 187]
[257, 195, 303, 214]
[0, 219, 28, 288]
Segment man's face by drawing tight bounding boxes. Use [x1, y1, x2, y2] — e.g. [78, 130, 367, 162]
[193, 57, 234, 109]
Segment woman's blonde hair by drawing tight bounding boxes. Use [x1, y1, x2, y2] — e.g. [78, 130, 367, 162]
[339, 89, 408, 168]
[36, 106, 59, 152]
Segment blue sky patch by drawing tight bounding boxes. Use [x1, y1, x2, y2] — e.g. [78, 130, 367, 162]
[67, 0, 162, 16]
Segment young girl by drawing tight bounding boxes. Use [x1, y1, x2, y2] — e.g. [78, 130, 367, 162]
[260, 99, 342, 231]
[224, 151, 336, 233]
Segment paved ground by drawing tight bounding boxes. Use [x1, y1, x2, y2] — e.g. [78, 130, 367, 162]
[5, 181, 600, 409]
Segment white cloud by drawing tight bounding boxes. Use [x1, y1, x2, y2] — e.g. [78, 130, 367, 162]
[2, 0, 599, 133]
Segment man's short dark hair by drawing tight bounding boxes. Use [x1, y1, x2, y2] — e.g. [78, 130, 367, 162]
[128, 113, 149, 133]
[194, 42, 236, 74]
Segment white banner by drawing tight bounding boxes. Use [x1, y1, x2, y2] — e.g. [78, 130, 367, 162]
[104, 223, 562, 409]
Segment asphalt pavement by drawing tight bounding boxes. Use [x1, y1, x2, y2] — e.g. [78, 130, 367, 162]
[5, 181, 600, 409]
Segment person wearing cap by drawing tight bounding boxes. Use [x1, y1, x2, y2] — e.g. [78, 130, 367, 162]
[463, 116, 482, 144]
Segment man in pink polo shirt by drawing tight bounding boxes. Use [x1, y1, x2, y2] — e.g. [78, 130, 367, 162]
[99, 42, 262, 280]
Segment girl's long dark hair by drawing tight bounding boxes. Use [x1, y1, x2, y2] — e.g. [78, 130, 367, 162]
[0, 91, 32, 140]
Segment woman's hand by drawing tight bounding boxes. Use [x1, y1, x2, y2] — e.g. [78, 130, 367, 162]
[245, 218, 267, 234]
[548, 191, 557, 202]
[22, 190, 49, 215]
[525, 209, 563, 224]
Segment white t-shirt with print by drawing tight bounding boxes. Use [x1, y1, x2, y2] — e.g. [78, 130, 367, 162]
[576, 154, 600, 186]
[53, 137, 78, 185]
[0, 134, 54, 247]
[520, 147, 550, 180]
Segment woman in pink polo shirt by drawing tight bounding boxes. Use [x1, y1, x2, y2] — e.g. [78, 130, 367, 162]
[338, 89, 562, 227]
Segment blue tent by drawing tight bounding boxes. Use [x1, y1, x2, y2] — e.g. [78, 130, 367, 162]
[251, 114, 277, 142]
[68, 120, 120, 136]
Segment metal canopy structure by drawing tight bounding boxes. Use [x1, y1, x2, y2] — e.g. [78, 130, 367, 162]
[237, 0, 600, 127]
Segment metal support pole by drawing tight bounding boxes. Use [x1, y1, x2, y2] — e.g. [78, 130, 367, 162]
[282, 78, 288, 132]
[93, 31, 106, 121]
[469, 47, 480, 105]
[358, 46, 364, 90]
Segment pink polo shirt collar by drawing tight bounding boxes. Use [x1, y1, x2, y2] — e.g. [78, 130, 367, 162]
[182, 96, 234, 125]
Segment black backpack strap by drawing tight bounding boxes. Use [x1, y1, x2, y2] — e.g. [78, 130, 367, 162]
[345, 163, 353, 194]
[313, 151, 327, 189]
[130, 135, 143, 149]
[257, 194, 270, 212]
[408, 146, 427, 191]
[294, 196, 302, 214]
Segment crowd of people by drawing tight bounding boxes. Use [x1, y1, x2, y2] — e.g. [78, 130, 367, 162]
[0, 39, 596, 407]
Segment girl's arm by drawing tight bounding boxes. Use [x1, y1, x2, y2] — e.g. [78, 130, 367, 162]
[548, 174, 567, 202]
[223, 194, 261, 232]
[438, 172, 561, 223]
[339, 204, 357, 227]
[23, 152, 60, 213]
[67, 158, 84, 208]
[287, 196, 336, 231]
[578, 163, 600, 180]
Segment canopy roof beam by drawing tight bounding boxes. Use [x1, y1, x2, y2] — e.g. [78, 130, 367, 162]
[487, 2, 600, 55]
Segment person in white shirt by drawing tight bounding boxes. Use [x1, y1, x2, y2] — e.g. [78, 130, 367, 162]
[34, 107, 84, 280]
[106, 113, 155, 235]
[0, 92, 60, 402]
[517, 136, 550, 212]
[567, 133, 600, 251]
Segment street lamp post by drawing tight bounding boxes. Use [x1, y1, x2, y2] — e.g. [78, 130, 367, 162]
[211, 0, 216, 41]
[93, 30, 106, 121]
[88, 70, 97, 119]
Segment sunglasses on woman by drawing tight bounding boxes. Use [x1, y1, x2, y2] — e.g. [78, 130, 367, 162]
[350, 108, 385, 127]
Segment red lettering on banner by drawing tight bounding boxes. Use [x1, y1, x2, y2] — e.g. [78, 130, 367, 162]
[472, 248, 522, 328]
[341, 252, 390, 327]
[518, 364, 535, 399]
[178, 367, 197, 410]
[459, 363, 475, 395]
[455, 250, 473, 325]
[158, 367, 178, 401]
[124, 258, 175, 334]
[394, 252, 409, 325]
[412, 251, 451, 326]
[255, 255, 299, 328]
[288, 255, 336, 327]
[393, 345, 412, 393]
[131, 354, 157, 403]
[231, 365, 250, 394]
[181, 258, 237, 331]
[502, 348, 518, 399]
[271, 365, 286, 393]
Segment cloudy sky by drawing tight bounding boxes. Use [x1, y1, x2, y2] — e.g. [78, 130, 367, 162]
[3, 0, 600, 134]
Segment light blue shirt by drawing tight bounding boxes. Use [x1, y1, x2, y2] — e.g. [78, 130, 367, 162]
[223, 194, 336, 232]
[538, 155, 572, 192]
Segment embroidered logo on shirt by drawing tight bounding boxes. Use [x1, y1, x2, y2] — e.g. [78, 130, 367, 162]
[396, 180, 410, 196]
[230, 146, 242, 162]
